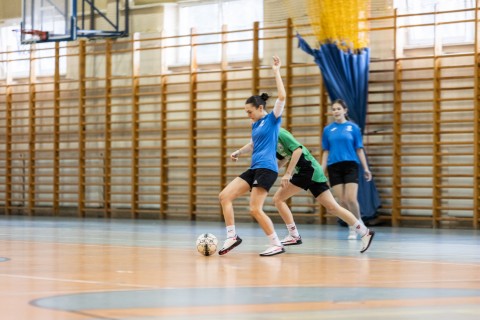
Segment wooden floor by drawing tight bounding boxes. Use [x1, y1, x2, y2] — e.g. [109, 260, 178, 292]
[0, 216, 479, 320]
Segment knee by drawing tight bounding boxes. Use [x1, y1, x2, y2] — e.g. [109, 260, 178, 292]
[249, 207, 263, 219]
[272, 194, 285, 208]
[336, 197, 346, 208]
[324, 201, 340, 213]
[344, 197, 358, 209]
[218, 191, 230, 205]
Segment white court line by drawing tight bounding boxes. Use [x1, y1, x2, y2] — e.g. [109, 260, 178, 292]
[0, 273, 158, 289]
[2, 238, 480, 267]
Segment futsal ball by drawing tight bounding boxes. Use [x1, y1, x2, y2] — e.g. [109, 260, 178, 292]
[196, 233, 218, 256]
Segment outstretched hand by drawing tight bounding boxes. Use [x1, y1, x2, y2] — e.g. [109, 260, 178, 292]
[272, 55, 281, 72]
[230, 150, 240, 162]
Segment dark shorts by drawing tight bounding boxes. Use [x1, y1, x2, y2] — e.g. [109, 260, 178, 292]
[290, 168, 330, 198]
[239, 168, 278, 192]
[327, 161, 359, 187]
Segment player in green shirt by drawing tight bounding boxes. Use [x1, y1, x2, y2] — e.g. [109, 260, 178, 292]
[274, 128, 374, 253]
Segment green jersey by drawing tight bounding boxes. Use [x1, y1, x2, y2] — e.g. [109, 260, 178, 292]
[276, 128, 328, 183]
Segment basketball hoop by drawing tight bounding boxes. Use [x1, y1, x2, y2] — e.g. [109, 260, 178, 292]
[20, 29, 49, 43]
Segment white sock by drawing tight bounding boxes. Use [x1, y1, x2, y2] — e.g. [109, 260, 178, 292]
[226, 225, 236, 238]
[268, 232, 282, 246]
[353, 220, 368, 237]
[286, 223, 300, 237]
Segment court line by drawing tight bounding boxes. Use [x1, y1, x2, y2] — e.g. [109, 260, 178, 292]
[0, 271, 478, 289]
[0, 273, 158, 289]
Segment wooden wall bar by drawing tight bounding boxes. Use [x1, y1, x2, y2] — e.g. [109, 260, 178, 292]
[0, 7, 479, 228]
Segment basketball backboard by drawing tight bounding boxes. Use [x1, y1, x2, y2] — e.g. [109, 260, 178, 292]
[21, 0, 129, 44]
[21, 0, 75, 43]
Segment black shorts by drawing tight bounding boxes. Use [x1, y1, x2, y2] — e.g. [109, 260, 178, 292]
[239, 168, 278, 192]
[327, 161, 359, 187]
[290, 168, 330, 198]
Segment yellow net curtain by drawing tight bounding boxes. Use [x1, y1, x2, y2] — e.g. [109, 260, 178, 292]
[287, 0, 370, 50]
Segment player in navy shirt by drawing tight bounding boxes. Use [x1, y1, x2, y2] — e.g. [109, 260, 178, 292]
[322, 99, 373, 242]
[218, 55, 286, 257]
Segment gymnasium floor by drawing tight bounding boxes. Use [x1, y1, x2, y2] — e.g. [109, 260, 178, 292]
[0, 216, 479, 320]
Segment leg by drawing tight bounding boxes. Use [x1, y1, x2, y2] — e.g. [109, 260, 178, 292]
[249, 187, 273, 235]
[250, 187, 285, 256]
[315, 189, 357, 226]
[316, 189, 374, 252]
[218, 177, 250, 226]
[343, 182, 361, 219]
[272, 184, 302, 225]
[273, 184, 303, 245]
[331, 183, 360, 240]
[218, 178, 249, 256]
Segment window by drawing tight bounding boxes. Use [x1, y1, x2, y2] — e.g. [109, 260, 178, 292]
[395, 0, 475, 47]
[0, 24, 67, 80]
[174, 0, 263, 65]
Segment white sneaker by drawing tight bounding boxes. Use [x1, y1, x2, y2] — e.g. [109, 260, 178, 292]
[348, 226, 358, 240]
[259, 245, 285, 256]
[218, 235, 242, 255]
[360, 230, 375, 253]
[280, 234, 302, 246]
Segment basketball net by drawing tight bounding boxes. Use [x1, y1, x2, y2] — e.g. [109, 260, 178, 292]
[12, 29, 32, 56]
[276, 0, 371, 50]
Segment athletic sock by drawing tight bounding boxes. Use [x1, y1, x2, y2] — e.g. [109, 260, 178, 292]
[353, 220, 368, 237]
[268, 232, 282, 247]
[286, 223, 300, 237]
[226, 225, 236, 238]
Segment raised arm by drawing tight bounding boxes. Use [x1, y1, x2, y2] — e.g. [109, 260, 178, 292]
[272, 55, 286, 118]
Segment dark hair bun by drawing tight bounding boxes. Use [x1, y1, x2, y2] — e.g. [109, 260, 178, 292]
[260, 93, 269, 102]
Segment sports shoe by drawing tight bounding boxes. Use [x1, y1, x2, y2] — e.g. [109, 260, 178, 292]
[218, 235, 242, 255]
[360, 230, 375, 253]
[348, 226, 358, 240]
[259, 245, 285, 257]
[280, 234, 302, 246]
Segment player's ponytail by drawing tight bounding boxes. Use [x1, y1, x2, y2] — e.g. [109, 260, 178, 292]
[246, 93, 270, 110]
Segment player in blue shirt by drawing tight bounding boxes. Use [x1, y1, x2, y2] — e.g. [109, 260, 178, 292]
[218, 55, 286, 257]
[322, 99, 372, 240]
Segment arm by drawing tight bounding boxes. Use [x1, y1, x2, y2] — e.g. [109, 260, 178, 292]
[272, 55, 286, 118]
[356, 148, 372, 181]
[281, 147, 302, 188]
[321, 150, 329, 174]
[277, 157, 289, 169]
[231, 141, 253, 161]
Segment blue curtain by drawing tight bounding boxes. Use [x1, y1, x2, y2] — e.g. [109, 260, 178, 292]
[297, 34, 380, 220]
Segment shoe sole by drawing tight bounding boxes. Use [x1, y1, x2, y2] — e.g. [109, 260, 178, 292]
[259, 248, 286, 257]
[281, 239, 303, 246]
[360, 231, 375, 253]
[218, 238, 242, 255]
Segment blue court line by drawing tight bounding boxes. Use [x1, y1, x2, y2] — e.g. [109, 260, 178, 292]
[31, 287, 480, 311]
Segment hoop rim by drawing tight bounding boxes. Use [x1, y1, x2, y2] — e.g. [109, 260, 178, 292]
[20, 29, 49, 42]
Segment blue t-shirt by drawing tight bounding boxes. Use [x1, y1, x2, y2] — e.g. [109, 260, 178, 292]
[250, 112, 282, 172]
[322, 121, 363, 166]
